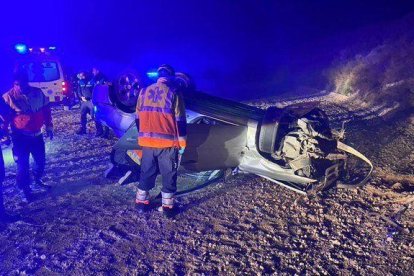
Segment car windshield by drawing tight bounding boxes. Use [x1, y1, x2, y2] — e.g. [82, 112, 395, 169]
[19, 61, 61, 82]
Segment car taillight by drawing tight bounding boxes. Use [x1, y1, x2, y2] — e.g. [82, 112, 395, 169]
[62, 81, 67, 92]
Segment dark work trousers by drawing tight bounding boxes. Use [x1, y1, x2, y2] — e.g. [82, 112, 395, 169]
[11, 133, 45, 193]
[139, 147, 179, 194]
[80, 100, 105, 133]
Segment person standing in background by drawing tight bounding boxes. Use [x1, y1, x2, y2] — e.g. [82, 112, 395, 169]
[2, 72, 54, 202]
[89, 67, 110, 138]
[76, 68, 110, 138]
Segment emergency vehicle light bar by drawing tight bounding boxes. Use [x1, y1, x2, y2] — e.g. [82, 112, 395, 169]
[15, 44, 57, 54]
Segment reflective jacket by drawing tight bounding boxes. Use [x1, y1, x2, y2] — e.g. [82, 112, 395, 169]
[136, 78, 187, 148]
[2, 86, 53, 135]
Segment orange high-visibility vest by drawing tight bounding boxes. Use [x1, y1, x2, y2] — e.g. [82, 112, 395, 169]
[136, 79, 187, 149]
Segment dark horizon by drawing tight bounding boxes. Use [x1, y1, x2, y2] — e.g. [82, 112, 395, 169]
[1, 0, 414, 99]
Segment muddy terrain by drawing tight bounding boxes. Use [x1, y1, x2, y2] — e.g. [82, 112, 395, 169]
[0, 97, 413, 275]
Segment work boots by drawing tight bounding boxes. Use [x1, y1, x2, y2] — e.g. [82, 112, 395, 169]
[135, 189, 150, 213]
[135, 190, 178, 218]
[159, 192, 178, 218]
[17, 180, 36, 203]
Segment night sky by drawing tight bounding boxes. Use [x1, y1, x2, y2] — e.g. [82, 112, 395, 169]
[1, 0, 414, 99]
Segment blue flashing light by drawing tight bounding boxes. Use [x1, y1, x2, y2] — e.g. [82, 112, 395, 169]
[147, 71, 158, 78]
[49, 46, 57, 50]
[15, 43, 27, 54]
[93, 105, 98, 114]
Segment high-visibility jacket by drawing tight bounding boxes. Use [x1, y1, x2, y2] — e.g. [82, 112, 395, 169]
[136, 78, 187, 149]
[2, 86, 53, 135]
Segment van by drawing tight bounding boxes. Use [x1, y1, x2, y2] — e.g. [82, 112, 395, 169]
[15, 48, 71, 103]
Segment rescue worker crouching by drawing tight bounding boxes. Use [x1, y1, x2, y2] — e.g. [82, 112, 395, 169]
[135, 64, 187, 218]
[2, 72, 54, 202]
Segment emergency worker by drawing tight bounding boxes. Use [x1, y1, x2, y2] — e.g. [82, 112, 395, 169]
[76, 67, 109, 137]
[90, 67, 110, 138]
[2, 72, 54, 202]
[75, 71, 95, 135]
[135, 64, 187, 217]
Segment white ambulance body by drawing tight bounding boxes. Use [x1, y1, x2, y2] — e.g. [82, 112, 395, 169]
[16, 49, 68, 103]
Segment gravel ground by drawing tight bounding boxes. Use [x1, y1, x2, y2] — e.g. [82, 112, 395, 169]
[0, 98, 413, 275]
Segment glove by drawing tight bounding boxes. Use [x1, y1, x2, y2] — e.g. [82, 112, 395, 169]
[178, 147, 185, 155]
[46, 129, 54, 140]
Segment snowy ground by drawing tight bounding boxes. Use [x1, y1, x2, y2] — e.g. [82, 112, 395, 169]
[0, 98, 413, 275]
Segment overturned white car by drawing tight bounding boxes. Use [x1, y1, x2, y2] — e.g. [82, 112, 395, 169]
[93, 73, 372, 195]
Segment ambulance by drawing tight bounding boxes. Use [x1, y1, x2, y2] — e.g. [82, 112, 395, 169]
[14, 45, 71, 103]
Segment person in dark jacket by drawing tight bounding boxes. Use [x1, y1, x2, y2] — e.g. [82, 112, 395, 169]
[2, 72, 54, 202]
[90, 67, 110, 137]
[135, 64, 187, 218]
[76, 68, 109, 137]
[75, 71, 93, 134]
